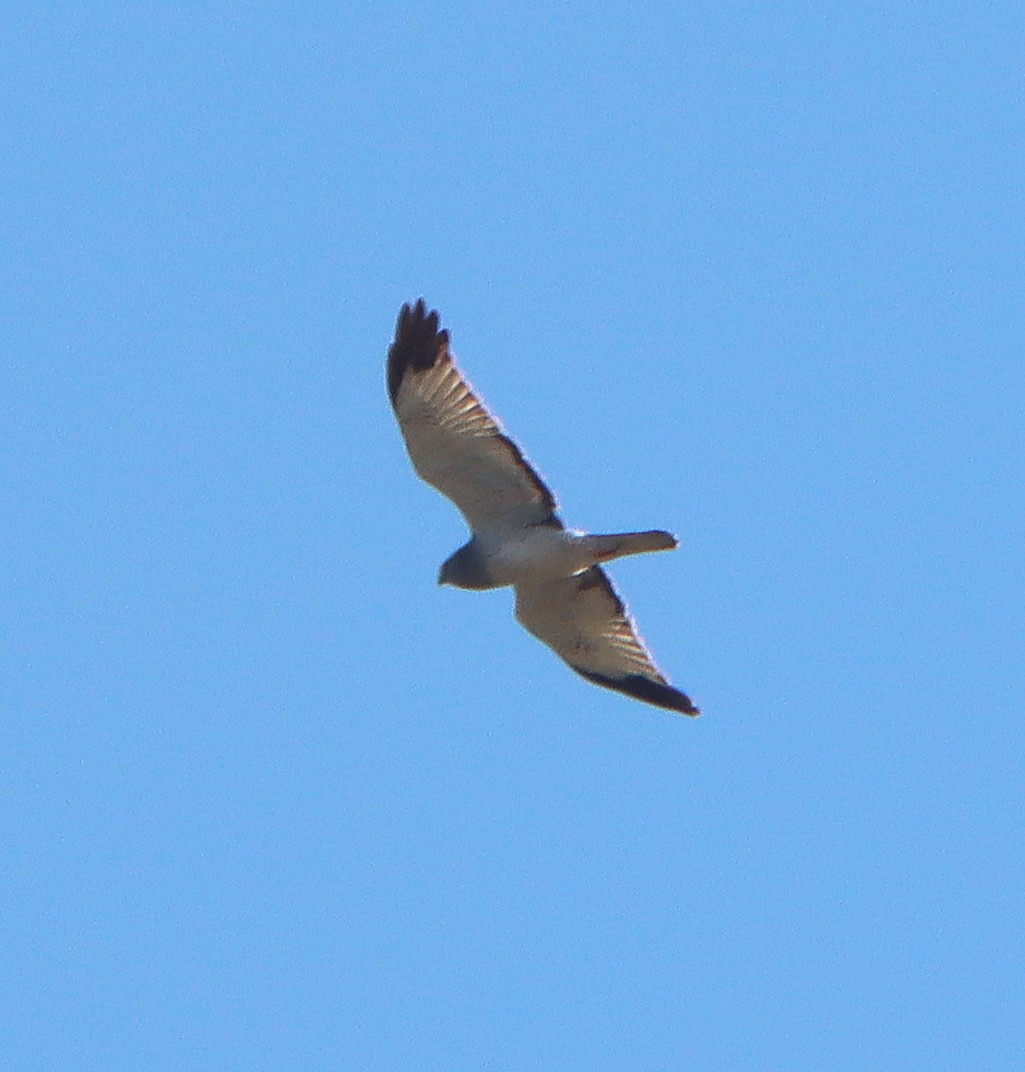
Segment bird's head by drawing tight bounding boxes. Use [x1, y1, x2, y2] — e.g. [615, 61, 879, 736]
[437, 542, 491, 590]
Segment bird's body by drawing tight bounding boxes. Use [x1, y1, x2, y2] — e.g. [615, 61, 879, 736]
[386, 299, 700, 717]
[440, 527, 678, 590]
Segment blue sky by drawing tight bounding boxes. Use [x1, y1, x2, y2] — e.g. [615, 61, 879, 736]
[3, 4, 1023, 1069]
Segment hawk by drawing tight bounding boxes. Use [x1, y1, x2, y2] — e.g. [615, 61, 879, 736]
[387, 299, 699, 716]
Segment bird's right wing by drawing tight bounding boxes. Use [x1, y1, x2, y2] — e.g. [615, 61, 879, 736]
[515, 567, 699, 716]
[387, 300, 560, 533]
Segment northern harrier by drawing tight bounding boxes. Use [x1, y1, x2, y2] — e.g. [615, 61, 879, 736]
[387, 299, 699, 716]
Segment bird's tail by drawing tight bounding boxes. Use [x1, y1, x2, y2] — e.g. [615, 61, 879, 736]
[587, 530, 678, 564]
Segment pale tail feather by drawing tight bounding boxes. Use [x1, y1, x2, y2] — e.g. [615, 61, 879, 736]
[587, 530, 678, 564]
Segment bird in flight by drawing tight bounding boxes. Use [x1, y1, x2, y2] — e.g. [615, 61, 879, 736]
[386, 299, 699, 716]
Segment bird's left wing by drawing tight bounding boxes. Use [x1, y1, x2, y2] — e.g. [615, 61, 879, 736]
[387, 300, 559, 532]
[515, 567, 699, 715]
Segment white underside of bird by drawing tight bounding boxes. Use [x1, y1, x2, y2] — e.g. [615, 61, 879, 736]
[446, 526, 679, 589]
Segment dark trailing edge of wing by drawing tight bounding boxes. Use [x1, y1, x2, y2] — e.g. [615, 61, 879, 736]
[387, 298, 449, 405]
[575, 667, 700, 716]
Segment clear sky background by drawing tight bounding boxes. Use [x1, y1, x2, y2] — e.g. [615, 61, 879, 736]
[3, 4, 1023, 1070]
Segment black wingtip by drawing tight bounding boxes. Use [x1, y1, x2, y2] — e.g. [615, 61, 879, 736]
[576, 668, 701, 716]
[386, 299, 450, 404]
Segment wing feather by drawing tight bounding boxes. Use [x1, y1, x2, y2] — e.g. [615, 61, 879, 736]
[515, 567, 699, 716]
[387, 300, 559, 532]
